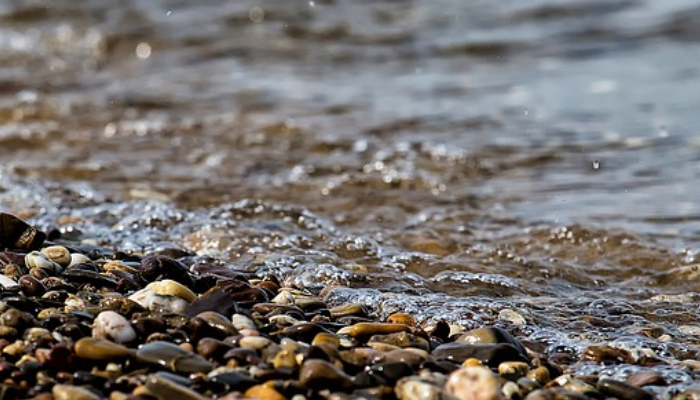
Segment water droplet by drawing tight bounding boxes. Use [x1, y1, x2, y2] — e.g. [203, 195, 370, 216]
[309, 1, 315, 6]
[166, 10, 172, 16]
[658, 125, 669, 138]
[524, 108, 529, 116]
[592, 160, 601, 170]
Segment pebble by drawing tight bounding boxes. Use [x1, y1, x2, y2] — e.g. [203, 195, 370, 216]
[41, 245, 72, 267]
[146, 373, 210, 400]
[244, 385, 287, 400]
[596, 378, 653, 400]
[93, 311, 137, 343]
[52, 384, 102, 400]
[336, 322, 410, 341]
[395, 377, 446, 400]
[0, 213, 46, 250]
[446, 366, 504, 400]
[137, 341, 214, 374]
[74, 338, 133, 361]
[0, 274, 17, 289]
[433, 343, 528, 367]
[299, 359, 354, 391]
[145, 280, 197, 302]
[626, 370, 667, 387]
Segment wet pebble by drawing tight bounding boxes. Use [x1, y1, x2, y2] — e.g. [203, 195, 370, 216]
[137, 341, 214, 374]
[446, 366, 504, 400]
[52, 384, 102, 400]
[433, 343, 528, 367]
[596, 378, 653, 400]
[299, 359, 354, 391]
[146, 373, 209, 400]
[74, 338, 133, 361]
[336, 323, 410, 341]
[93, 311, 136, 344]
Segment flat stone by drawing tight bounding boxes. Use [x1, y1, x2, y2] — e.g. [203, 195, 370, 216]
[433, 343, 528, 367]
[74, 338, 133, 361]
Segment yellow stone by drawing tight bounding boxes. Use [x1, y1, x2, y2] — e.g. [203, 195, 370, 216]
[244, 385, 287, 400]
[145, 280, 196, 302]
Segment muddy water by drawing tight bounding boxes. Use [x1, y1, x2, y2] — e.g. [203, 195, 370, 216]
[2, 0, 700, 394]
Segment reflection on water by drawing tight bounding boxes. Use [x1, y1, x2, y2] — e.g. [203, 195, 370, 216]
[2, 0, 700, 394]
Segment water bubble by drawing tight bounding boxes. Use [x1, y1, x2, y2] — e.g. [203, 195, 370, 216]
[309, 1, 315, 6]
[592, 160, 601, 170]
[135, 42, 151, 59]
[524, 108, 529, 116]
[249, 7, 264, 23]
[658, 125, 669, 138]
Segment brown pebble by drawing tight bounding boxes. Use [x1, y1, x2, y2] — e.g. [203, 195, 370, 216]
[52, 384, 102, 400]
[625, 370, 667, 387]
[336, 323, 410, 341]
[580, 345, 633, 364]
[387, 313, 416, 326]
[74, 338, 133, 361]
[299, 359, 354, 391]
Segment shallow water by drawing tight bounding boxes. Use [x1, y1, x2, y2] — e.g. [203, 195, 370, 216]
[2, 0, 700, 395]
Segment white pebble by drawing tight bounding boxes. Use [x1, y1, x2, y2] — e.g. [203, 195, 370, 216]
[0, 275, 17, 289]
[93, 311, 137, 343]
[446, 366, 504, 400]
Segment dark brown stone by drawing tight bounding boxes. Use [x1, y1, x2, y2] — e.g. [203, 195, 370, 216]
[0, 214, 45, 251]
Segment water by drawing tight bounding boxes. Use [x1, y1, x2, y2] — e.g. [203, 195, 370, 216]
[2, 0, 700, 394]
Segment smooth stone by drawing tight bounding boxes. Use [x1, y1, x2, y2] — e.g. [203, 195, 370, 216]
[18, 274, 46, 296]
[209, 371, 259, 392]
[243, 385, 287, 400]
[137, 341, 214, 374]
[446, 366, 504, 400]
[336, 323, 410, 341]
[195, 311, 237, 336]
[26, 251, 62, 273]
[312, 332, 340, 348]
[498, 361, 529, 377]
[0, 213, 46, 250]
[41, 246, 72, 267]
[329, 303, 367, 319]
[524, 388, 589, 400]
[0, 275, 17, 289]
[186, 281, 269, 317]
[368, 331, 430, 351]
[455, 328, 527, 358]
[146, 373, 209, 400]
[69, 253, 92, 268]
[52, 384, 101, 400]
[580, 345, 633, 364]
[596, 378, 653, 400]
[387, 313, 417, 326]
[231, 314, 257, 331]
[625, 370, 667, 387]
[138, 256, 194, 288]
[299, 359, 354, 391]
[381, 349, 429, 367]
[146, 280, 196, 302]
[74, 338, 133, 361]
[129, 289, 189, 313]
[395, 377, 446, 400]
[93, 311, 137, 343]
[239, 336, 272, 351]
[433, 343, 528, 367]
